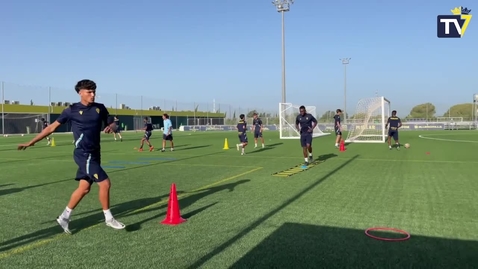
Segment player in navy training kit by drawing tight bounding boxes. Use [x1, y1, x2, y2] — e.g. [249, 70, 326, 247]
[251, 113, 265, 148]
[40, 118, 52, 145]
[334, 109, 342, 148]
[113, 116, 122, 141]
[139, 117, 154, 152]
[295, 105, 318, 165]
[385, 110, 402, 150]
[18, 79, 126, 233]
[236, 114, 248, 155]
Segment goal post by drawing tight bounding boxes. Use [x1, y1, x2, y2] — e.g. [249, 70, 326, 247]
[1, 113, 47, 135]
[279, 103, 330, 139]
[345, 96, 391, 143]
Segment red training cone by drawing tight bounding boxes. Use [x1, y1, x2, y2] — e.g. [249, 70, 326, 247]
[160, 183, 187, 225]
[339, 140, 346, 152]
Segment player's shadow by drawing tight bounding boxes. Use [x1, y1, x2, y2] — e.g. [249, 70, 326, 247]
[315, 153, 338, 162]
[0, 178, 71, 197]
[124, 179, 250, 232]
[247, 142, 283, 154]
[230, 222, 478, 268]
[172, 144, 212, 151]
[0, 195, 168, 253]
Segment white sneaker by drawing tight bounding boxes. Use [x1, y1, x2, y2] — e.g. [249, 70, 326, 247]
[262, 144, 265, 148]
[105, 218, 126, 230]
[171, 148, 174, 151]
[56, 216, 71, 234]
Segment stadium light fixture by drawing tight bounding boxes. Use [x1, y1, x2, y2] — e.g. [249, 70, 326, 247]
[272, 0, 294, 103]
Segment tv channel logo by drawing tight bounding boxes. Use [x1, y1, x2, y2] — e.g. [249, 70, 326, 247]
[437, 7, 472, 38]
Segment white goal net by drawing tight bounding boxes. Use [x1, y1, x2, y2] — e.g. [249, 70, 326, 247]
[279, 103, 330, 139]
[1, 113, 47, 135]
[345, 96, 390, 143]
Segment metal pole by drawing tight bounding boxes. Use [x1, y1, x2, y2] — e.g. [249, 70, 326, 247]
[115, 94, 118, 115]
[48, 87, 52, 122]
[1, 81, 4, 135]
[340, 58, 351, 123]
[281, 11, 286, 103]
[272, 0, 293, 104]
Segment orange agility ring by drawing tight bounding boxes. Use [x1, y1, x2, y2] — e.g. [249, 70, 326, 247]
[365, 227, 410, 241]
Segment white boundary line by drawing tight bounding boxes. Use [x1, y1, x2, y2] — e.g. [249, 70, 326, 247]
[418, 135, 478, 143]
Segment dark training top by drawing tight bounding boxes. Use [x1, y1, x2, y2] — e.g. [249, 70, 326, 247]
[56, 102, 113, 152]
[296, 113, 317, 135]
[253, 118, 262, 132]
[237, 120, 247, 135]
[144, 122, 153, 132]
[42, 120, 48, 129]
[334, 114, 341, 128]
[387, 116, 401, 130]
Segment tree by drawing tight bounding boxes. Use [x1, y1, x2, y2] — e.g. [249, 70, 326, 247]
[408, 103, 436, 119]
[443, 103, 473, 119]
[319, 110, 335, 122]
[247, 110, 257, 117]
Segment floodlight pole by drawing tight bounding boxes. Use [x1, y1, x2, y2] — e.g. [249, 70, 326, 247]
[340, 58, 351, 123]
[272, 0, 293, 104]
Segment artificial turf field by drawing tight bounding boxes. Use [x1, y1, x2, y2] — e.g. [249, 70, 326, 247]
[1, 130, 478, 268]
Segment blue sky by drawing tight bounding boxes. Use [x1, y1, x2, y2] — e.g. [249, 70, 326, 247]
[1, 0, 477, 116]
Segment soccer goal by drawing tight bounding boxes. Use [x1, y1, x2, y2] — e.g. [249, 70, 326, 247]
[1, 113, 47, 135]
[345, 96, 391, 143]
[279, 103, 330, 139]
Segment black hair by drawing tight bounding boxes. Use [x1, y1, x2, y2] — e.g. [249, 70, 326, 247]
[336, 109, 342, 113]
[253, 112, 258, 116]
[392, 110, 397, 115]
[239, 114, 245, 120]
[75, 79, 97, 93]
[144, 117, 149, 121]
[299, 105, 306, 110]
[41, 118, 45, 121]
[163, 113, 169, 119]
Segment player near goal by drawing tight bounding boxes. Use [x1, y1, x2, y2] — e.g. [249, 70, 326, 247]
[17, 79, 125, 233]
[40, 118, 52, 145]
[334, 109, 342, 148]
[385, 110, 402, 150]
[252, 112, 265, 148]
[295, 106, 317, 166]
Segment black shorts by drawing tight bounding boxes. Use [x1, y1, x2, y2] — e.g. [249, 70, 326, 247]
[239, 134, 248, 143]
[114, 128, 121, 133]
[73, 149, 108, 184]
[388, 130, 399, 140]
[300, 134, 312, 147]
[163, 134, 173, 141]
[144, 131, 152, 140]
[254, 131, 262, 138]
[335, 127, 342, 136]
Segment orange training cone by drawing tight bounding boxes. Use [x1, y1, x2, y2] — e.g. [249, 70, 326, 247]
[161, 183, 187, 225]
[339, 140, 346, 152]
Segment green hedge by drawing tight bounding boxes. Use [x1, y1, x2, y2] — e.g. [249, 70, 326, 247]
[2, 104, 225, 118]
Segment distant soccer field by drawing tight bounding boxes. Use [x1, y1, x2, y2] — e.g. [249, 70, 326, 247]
[1, 130, 478, 268]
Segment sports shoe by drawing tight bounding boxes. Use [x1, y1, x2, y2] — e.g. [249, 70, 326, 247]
[106, 218, 126, 230]
[56, 216, 71, 234]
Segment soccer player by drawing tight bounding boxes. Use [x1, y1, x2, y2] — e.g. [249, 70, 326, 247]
[113, 116, 122, 141]
[40, 118, 52, 145]
[251, 112, 265, 148]
[161, 113, 174, 152]
[334, 109, 342, 148]
[385, 110, 402, 150]
[295, 105, 317, 165]
[139, 117, 154, 152]
[236, 114, 248, 155]
[17, 79, 125, 233]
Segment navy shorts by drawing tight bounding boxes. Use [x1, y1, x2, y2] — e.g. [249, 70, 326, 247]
[335, 127, 342, 136]
[163, 134, 173, 141]
[388, 130, 399, 140]
[239, 134, 248, 143]
[73, 149, 108, 184]
[144, 131, 152, 140]
[300, 134, 312, 147]
[254, 130, 262, 138]
[114, 127, 121, 133]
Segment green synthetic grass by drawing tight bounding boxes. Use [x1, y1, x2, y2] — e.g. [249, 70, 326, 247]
[1, 130, 478, 268]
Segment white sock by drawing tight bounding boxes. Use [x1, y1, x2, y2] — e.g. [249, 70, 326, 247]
[304, 157, 308, 162]
[335, 143, 338, 146]
[308, 153, 312, 156]
[61, 206, 73, 219]
[103, 209, 113, 221]
[255, 143, 257, 146]
[238, 144, 243, 148]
